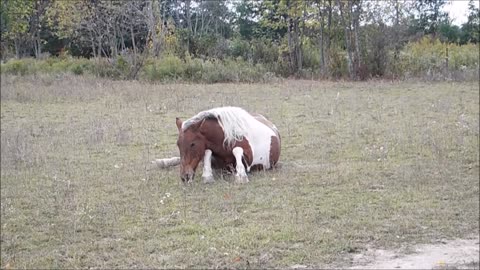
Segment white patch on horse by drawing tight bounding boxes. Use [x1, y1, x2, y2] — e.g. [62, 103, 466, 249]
[182, 107, 277, 170]
[202, 149, 214, 183]
[232, 147, 248, 183]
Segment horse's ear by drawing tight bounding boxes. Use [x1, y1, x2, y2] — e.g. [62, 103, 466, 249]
[190, 118, 206, 131]
[198, 119, 206, 130]
[176, 117, 183, 131]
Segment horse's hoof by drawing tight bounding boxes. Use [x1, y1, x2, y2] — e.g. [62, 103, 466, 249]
[234, 175, 249, 184]
[202, 175, 215, 184]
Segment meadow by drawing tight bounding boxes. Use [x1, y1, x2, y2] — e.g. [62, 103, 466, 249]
[1, 74, 478, 268]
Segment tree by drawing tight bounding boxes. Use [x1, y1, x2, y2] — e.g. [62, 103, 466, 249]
[438, 22, 460, 43]
[411, 0, 448, 37]
[337, 0, 359, 79]
[460, 0, 480, 44]
[1, 0, 34, 58]
[235, 0, 261, 40]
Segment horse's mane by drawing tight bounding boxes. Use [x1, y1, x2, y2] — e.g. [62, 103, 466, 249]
[182, 107, 253, 147]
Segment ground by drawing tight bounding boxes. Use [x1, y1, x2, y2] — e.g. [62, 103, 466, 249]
[1, 75, 479, 269]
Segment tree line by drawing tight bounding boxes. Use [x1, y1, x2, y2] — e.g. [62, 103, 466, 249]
[1, 0, 479, 80]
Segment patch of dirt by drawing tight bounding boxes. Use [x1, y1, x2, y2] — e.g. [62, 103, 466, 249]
[349, 237, 479, 269]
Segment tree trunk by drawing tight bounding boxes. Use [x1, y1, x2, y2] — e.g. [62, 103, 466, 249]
[173, 0, 180, 27]
[298, 1, 307, 71]
[130, 24, 137, 60]
[288, 17, 296, 72]
[325, 0, 332, 74]
[34, 35, 41, 58]
[110, 24, 118, 57]
[393, 0, 400, 64]
[318, 2, 325, 73]
[185, 0, 192, 31]
[337, 0, 355, 79]
[146, 0, 160, 56]
[97, 35, 102, 57]
[90, 33, 96, 58]
[296, 19, 302, 71]
[14, 38, 20, 59]
[194, 6, 199, 36]
[352, 0, 362, 77]
[200, 8, 205, 33]
[159, 0, 167, 56]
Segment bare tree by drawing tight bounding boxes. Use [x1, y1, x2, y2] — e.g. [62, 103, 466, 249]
[337, 0, 355, 79]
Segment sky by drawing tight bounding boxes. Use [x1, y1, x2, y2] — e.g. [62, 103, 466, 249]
[444, 0, 479, 26]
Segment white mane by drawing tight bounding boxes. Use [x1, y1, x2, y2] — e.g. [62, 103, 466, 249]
[182, 107, 254, 147]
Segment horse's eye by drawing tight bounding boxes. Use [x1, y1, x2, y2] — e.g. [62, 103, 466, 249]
[190, 142, 195, 148]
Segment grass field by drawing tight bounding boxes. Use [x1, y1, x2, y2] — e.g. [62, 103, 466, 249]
[1, 75, 479, 269]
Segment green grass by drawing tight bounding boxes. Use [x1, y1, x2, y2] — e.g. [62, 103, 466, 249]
[1, 75, 479, 268]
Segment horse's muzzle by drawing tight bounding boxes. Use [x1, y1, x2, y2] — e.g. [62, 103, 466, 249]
[181, 172, 195, 183]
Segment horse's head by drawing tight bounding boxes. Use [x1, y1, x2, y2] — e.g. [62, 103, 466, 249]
[176, 117, 207, 183]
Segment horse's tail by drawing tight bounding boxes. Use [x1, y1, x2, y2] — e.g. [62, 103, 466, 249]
[152, 157, 181, 168]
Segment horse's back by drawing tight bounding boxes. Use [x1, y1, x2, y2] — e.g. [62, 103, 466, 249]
[251, 113, 281, 168]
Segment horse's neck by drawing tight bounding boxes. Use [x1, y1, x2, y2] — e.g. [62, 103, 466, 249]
[200, 119, 225, 151]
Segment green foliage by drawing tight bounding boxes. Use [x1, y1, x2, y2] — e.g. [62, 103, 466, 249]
[1, 58, 31, 75]
[139, 54, 269, 83]
[439, 23, 461, 43]
[1, 37, 477, 82]
[2, 0, 33, 39]
[460, 0, 480, 44]
[301, 40, 320, 70]
[397, 37, 479, 77]
[328, 50, 348, 79]
[183, 53, 204, 81]
[142, 55, 186, 81]
[447, 43, 479, 69]
[236, 0, 261, 40]
[69, 59, 94, 75]
[411, 0, 449, 35]
[251, 39, 279, 64]
[230, 37, 251, 60]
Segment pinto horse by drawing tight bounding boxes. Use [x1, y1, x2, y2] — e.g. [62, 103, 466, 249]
[175, 106, 281, 183]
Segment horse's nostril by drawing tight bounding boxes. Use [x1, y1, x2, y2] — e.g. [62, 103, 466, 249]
[181, 173, 194, 183]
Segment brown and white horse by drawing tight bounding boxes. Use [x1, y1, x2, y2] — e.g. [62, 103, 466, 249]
[175, 106, 281, 183]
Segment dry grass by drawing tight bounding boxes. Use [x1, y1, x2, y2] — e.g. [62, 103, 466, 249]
[1, 74, 479, 269]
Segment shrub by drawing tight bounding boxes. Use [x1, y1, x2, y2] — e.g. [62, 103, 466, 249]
[251, 39, 279, 65]
[142, 55, 186, 81]
[328, 50, 348, 79]
[69, 58, 94, 75]
[301, 40, 321, 70]
[184, 53, 204, 81]
[230, 38, 251, 60]
[1, 59, 32, 75]
[88, 58, 118, 78]
[397, 37, 479, 78]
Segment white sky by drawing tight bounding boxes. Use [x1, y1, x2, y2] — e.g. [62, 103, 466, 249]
[444, 0, 479, 26]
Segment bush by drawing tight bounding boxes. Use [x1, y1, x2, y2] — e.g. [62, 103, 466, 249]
[230, 38, 251, 60]
[89, 58, 120, 79]
[1, 59, 33, 75]
[251, 39, 279, 65]
[1, 57, 98, 76]
[69, 59, 93, 75]
[328, 50, 348, 79]
[397, 37, 479, 78]
[184, 53, 204, 81]
[301, 40, 321, 70]
[142, 55, 186, 81]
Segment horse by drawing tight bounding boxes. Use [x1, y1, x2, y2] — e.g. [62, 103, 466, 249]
[175, 106, 281, 184]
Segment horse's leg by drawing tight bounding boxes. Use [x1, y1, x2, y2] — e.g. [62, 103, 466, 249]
[152, 157, 180, 168]
[232, 147, 249, 184]
[202, 149, 215, 183]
